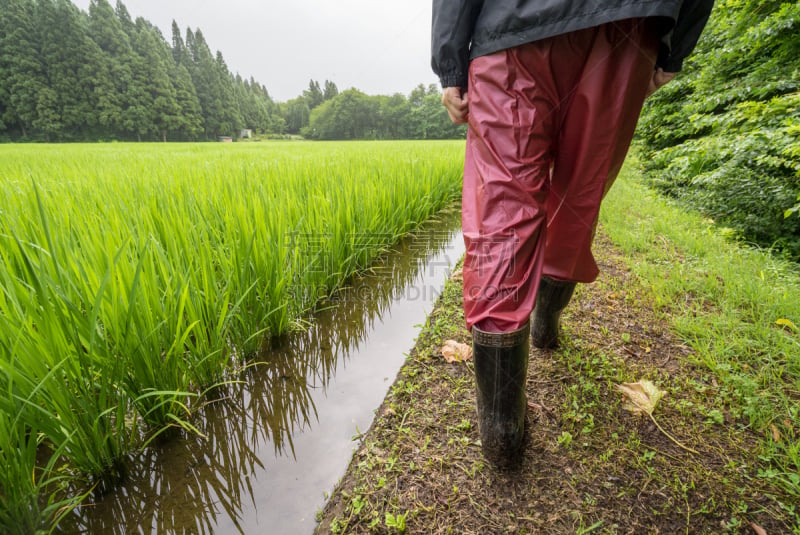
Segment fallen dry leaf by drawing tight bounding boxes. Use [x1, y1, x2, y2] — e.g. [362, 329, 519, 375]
[770, 424, 781, 443]
[616, 380, 664, 416]
[617, 382, 700, 454]
[442, 340, 472, 364]
[451, 268, 463, 282]
[750, 521, 767, 535]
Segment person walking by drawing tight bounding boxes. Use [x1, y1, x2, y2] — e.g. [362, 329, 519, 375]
[432, 0, 714, 466]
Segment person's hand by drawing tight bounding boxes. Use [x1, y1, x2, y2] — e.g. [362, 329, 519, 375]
[442, 87, 469, 124]
[646, 68, 677, 98]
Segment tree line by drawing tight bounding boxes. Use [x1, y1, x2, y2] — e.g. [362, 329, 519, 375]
[300, 83, 465, 141]
[0, 0, 464, 142]
[0, 0, 272, 141]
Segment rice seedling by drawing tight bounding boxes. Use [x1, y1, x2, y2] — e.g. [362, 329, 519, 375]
[0, 399, 84, 534]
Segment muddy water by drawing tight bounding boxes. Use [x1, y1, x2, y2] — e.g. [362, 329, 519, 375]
[60, 211, 464, 534]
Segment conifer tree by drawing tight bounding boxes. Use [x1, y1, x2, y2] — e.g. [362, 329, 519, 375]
[170, 20, 187, 66]
[88, 0, 134, 135]
[215, 51, 243, 136]
[303, 79, 324, 109]
[133, 19, 181, 141]
[186, 29, 225, 138]
[36, 0, 104, 138]
[115, 1, 151, 139]
[323, 80, 339, 101]
[170, 61, 203, 140]
[0, 0, 46, 137]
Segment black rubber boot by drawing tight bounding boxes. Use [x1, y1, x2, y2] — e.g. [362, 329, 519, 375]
[531, 277, 576, 349]
[472, 323, 530, 468]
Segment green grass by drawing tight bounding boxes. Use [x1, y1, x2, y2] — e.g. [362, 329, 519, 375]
[0, 140, 465, 532]
[601, 155, 800, 504]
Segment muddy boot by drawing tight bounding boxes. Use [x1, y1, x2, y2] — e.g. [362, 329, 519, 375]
[531, 277, 576, 349]
[472, 323, 530, 468]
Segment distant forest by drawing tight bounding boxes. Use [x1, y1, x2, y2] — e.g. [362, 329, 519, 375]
[0, 0, 465, 142]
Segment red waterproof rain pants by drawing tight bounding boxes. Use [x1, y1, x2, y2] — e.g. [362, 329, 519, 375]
[463, 19, 660, 333]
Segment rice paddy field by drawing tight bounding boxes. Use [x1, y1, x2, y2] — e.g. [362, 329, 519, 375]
[0, 140, 465, 533]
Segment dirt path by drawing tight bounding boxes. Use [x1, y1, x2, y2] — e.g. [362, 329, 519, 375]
[315, 229, 792, 534]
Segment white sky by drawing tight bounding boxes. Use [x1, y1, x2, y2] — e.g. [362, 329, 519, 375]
[70, 0, 441, 102]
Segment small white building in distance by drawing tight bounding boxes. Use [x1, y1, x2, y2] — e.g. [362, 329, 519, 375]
[240, 129, 253, 139]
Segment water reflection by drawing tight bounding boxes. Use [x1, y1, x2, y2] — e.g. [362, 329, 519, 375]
[60, 210, 463, 534]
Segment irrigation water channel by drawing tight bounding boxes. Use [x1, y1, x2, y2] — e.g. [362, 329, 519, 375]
[59, 210, 464, 534]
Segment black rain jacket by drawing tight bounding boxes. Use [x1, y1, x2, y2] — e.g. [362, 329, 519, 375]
[432, 0, 715, 88]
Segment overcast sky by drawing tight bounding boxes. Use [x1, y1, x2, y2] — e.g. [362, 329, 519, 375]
[71, 0, 440, 102]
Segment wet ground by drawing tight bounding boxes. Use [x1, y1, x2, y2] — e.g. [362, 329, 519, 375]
[59, 211, 464, 534]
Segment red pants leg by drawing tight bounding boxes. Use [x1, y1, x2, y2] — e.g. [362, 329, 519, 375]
[463, 19, 658, 332]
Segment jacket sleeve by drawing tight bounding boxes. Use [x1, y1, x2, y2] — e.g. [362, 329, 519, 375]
[657, 0, 715, 72]
[431, 0, 484, 88]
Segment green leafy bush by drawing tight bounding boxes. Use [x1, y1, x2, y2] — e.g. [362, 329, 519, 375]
[638, 0, 800, 259]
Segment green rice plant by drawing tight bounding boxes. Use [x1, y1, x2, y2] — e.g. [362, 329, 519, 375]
[0, 410, 82, 535]
[0, 203, 136, 483]
[0, 140, 465, 530]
